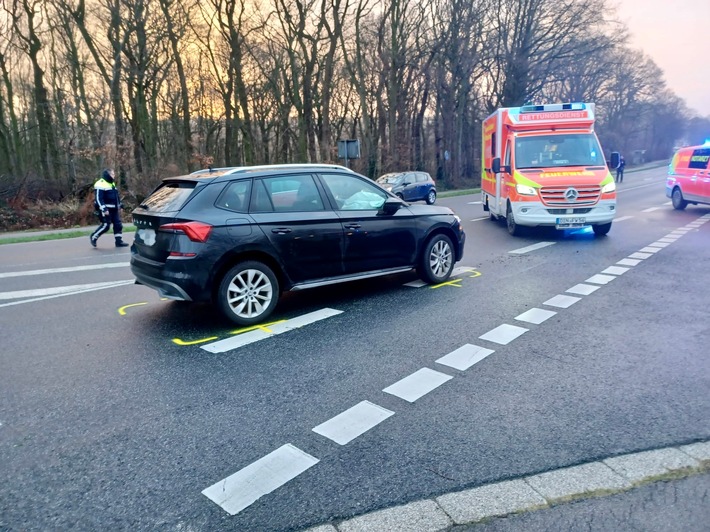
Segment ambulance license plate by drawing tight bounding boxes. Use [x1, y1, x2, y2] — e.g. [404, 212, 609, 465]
[556, 217, 586, 228]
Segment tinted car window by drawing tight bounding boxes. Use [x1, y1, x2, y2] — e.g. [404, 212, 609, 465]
[251, 174, 324, 213]
[215, 179, 251, 212]
[416, 173, 427, 182]
[140, 182, 196, 212]
[321, 173, 386, 210]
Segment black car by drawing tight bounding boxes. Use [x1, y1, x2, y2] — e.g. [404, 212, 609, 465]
[130, 164, 465, 325]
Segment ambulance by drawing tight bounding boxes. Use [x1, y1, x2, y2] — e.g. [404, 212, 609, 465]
[666, 143, 710, 210]
[481, 102, 617, 236]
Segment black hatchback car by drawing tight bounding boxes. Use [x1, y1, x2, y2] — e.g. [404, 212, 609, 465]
[130, 164, 465, 325]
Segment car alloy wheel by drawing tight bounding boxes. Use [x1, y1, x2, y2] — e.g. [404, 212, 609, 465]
[419, 233, 454, 283]
[218, 261, 279, 325]
[426, 189, 437, 204]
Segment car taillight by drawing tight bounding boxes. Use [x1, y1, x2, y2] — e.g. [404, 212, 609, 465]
[160, 221, 213, 242]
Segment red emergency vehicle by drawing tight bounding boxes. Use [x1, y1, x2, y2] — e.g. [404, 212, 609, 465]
[666, 143, 710, 209]
[481, 102, 617, 236]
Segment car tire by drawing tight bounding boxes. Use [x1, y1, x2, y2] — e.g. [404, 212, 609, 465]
[418, 233, 455, 284]
[506, 202, 521, 236]
[592, 222, 612, 236]
[426, 189, 437, 204]
[217, 261, 279, 326]
[671, 187, 688, 210]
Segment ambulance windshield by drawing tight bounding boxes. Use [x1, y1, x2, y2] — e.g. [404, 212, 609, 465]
[514, 133, 605, 169]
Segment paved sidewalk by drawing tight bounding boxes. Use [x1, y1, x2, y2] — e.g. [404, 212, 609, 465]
[305, 440, 710, 531]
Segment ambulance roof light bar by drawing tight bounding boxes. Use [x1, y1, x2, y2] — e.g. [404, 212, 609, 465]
[520, 102, 586, 113]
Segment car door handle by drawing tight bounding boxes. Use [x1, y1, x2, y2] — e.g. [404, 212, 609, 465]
[271, 228, 292, 234]
[344, 223, 361, 229]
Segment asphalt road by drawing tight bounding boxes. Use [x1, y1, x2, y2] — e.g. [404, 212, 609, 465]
[1, 166, 709, 531]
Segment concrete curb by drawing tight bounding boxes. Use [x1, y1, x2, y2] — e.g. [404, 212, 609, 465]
[304, 440, 710, 531]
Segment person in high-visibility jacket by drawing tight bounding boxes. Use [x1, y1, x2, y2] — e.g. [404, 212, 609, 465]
[90, 168, 129, 248]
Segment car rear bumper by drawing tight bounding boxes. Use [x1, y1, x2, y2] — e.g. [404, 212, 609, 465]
[130, 253, 210, 302]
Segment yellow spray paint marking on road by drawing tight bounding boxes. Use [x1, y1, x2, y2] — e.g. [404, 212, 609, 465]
[431, 278, 463, 289]
[430, 268, 482, 289]
[173, 336, 220, 346]
[228, 319, 288, 335]
[172, 319, 288, 347]
[118, 302, 148, 315]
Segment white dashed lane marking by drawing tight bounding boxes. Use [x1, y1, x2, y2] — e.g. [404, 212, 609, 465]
[585, 274, 616, 285]
[601, 266, 630, 276]
[479, 324, 529, 345]
[202, 444, 319, 516]
[200, 308, 343, 353]
[383, 368, 453, 403]
[628, 252, 652, 260]
[617, 258, 641, 266]
[639, 246, 662, 254]
[436, 344, 495, 371]
[613, 216, 634, 222]
[566, 283, 600, 296]
[508, 242, 555, 255]
[515, 308, 557, 325]
[312, 401, 394, 445]
[642, 207, 663, 212]
[544, 294, 581, 308]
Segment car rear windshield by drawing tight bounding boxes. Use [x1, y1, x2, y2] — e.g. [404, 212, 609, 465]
[140, 181, 197, 212]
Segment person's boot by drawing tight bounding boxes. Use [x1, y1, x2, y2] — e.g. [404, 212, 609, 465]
[115, 238, 129, 247]
[90, 235, 97, 247]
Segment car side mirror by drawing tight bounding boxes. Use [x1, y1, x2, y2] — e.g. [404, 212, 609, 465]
[492, 157, 510, 174]
[610, 151, 620, 169]
[381, 197, 403, 215]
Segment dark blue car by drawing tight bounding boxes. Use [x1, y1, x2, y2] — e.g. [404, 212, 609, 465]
[376, 171, 437, 204]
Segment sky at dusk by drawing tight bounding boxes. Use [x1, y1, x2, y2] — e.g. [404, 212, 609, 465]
[615, 0, 710, 117]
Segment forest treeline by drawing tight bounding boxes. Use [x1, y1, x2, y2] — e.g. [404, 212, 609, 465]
[1, 0, 710, 203]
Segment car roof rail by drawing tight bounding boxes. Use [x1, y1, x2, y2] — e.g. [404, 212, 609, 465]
[190, 164, 355, 176]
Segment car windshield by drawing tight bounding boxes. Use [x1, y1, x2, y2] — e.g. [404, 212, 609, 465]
[377, 174, 404, 184]
[514, 133, 605, 169]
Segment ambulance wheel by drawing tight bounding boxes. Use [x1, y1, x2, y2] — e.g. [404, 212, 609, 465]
[592, 223, 612, 236]
[506, 202, 521, 236]
[671, 187, 687, 210]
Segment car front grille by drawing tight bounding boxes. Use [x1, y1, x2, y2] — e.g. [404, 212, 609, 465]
[546, 208, 593, 215]
[540, 185, 601, 206]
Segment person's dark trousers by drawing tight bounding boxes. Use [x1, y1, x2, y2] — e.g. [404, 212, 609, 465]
[90, 209, 126, 246]
[617, 169, 624, 183]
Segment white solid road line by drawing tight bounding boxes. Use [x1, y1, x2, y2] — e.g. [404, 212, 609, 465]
[508, 242, 555, 255]
[201, 444, 319, 516]
[0, 280, 135, 308]
[383, 368, 453, 403]
[436, 344, 495, 371]
[312, 401, 394, 445]
[0, 262, 129, 279]
[200, 308, 343, 353]
[613, 216, 634, 222]
[0, 280, 134, 301]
